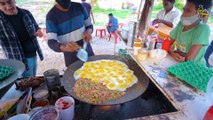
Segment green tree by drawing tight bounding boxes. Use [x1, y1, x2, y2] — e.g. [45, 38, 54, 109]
[16, 0, 31, 4]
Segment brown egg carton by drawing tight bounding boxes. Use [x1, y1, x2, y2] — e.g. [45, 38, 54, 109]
[15, 77, 45, 91]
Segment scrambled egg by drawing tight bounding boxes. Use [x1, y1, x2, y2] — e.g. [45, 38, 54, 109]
[74, 60, 138, 92]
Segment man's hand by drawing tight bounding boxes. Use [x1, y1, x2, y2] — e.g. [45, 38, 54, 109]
[108, 23, 112, 27]
[83, 30, 92, 42]
[170, 52, 185, 62]
[152, 19, 163, 25]
[35, 28, 43, 38]
[60, 41, 81, 52]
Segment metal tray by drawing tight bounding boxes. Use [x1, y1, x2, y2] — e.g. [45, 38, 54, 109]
[0, 59, 25, 90]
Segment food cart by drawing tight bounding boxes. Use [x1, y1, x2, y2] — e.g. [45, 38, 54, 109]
[0, 0, 213, 120]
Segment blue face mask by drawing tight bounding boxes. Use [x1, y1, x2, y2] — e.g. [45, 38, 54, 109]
[56, 0, 71, 9]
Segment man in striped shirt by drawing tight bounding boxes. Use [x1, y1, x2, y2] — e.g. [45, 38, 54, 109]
[46, 0, 94, 67]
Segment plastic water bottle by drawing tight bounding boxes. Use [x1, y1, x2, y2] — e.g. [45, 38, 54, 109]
[148, 25, 159, 50]
[148, 34, 157, 50]
[153, 25, 159, 37]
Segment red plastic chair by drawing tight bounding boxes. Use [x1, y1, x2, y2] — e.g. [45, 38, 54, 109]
[118, 23, 126, 29]
[108, 32, 122, 44]
[95, 28, 106, 39]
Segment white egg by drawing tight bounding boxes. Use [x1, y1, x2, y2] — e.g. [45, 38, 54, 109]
[74, 60, 138, 92]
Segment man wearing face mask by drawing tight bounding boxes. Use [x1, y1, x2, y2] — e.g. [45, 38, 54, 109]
[152, 0, 181, 27]
[169, 0, 212, 65]
[46, 0, 94, 67]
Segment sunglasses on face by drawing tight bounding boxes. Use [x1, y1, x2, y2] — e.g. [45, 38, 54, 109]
[0, 0, 14, 6]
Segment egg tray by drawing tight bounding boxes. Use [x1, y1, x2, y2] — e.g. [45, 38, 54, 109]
[0, 65, 15, 80]
[167, 61, 213, 92]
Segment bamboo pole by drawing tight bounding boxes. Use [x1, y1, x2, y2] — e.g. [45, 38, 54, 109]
[137, 0, 144, 19]
[137, 0, 154, 39]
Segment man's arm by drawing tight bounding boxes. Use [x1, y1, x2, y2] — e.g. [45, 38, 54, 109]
[90, 11, 95, 24]
[48, 40, 81, 53]
[153, 19, 173, 27]
[26, 10, 44, 38]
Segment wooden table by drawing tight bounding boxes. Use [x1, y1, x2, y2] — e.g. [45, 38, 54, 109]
[148, 25, 172, 40]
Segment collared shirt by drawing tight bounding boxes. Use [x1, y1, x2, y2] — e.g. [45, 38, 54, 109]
[156, 7, 181, 27]
[0, 8, 44, 68]
[108, 17, 118, 32]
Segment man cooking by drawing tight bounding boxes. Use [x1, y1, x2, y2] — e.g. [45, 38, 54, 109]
[46, 0, 94, 67]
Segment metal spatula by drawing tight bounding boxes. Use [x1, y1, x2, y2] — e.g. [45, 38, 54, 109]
[77, 41, 88, 62]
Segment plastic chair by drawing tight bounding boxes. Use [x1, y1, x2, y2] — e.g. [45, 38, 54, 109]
[118, 23, 126, 29]
[108, 32, 122, 44]
[95, 28, 106, 39]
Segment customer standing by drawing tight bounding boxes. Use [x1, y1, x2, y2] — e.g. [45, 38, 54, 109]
[46, 0, 94, 67]
[153, 0, 181, 27]
[81, 0, 95, 24]
[0, 0, 44, 77]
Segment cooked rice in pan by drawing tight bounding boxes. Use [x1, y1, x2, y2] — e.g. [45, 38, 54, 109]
[73, 78, 126, 104]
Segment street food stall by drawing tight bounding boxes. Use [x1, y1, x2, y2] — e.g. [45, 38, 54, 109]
[0, 51, 212, 119]
[0, 0, 213, 120]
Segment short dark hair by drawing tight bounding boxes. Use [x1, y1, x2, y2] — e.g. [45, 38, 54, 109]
[168, 0, 175, 3]
[187, 0, 212, 10]
[108, 13, 113, 16]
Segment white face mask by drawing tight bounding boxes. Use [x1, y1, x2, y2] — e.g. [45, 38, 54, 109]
[181, 14, 200, 26]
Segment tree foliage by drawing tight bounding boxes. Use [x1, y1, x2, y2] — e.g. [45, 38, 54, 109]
[16, 0, 31, 4]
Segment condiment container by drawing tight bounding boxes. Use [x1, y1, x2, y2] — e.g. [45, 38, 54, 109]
[29, 106, 59, 120]
[33, 89, 49, 101]
[162, 37, 171, 52]
[137, 49, 148, 61]
[31, 99, 49, 108]
[55, 96, 75, 120]
[133, 39, 142, 55]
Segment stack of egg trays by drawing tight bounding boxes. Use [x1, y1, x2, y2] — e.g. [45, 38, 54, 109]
[0, 65, 15, 80]
[167, 61, 213, 92]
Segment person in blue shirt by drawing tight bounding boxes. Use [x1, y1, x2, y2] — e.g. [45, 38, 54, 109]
[107, 13, 118, 33]
[205, 41, 213, 67]
[204, 10, 213, 67]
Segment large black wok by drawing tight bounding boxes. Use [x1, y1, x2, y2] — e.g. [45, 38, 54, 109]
[61, 55, 149, 105]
